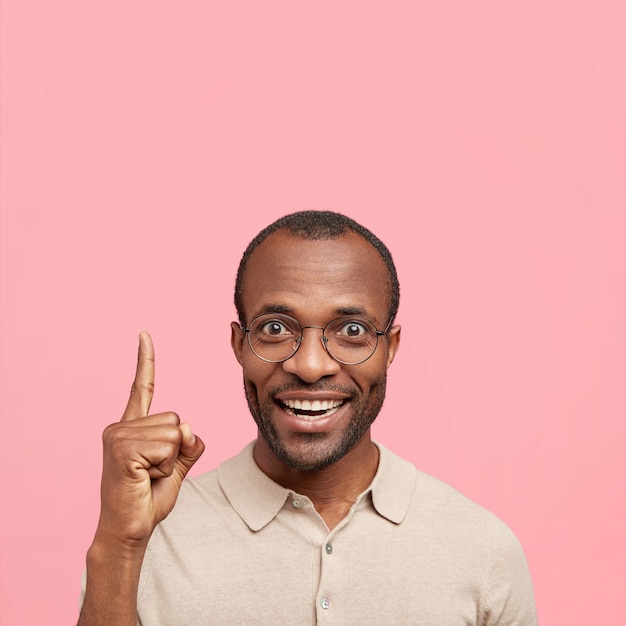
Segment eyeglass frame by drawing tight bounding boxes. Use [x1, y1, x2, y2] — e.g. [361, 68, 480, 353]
[240, 313, 393, 365]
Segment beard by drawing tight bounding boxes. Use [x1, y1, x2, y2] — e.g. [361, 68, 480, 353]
[243, 374, 388, 471]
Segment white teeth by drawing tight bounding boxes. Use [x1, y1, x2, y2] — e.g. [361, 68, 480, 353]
[281, 398, 345, 420]
[283, 406, 341, 421]
[282, 399, 343, 411]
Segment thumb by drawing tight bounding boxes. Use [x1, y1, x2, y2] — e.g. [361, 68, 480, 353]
[175, 423, 205, 476]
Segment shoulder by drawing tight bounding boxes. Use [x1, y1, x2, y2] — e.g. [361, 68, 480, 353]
[376, 445, 536, 621]
[376, 442, 526, 556]
[414, 468, 507, 528]
[413, 468, 528, 567]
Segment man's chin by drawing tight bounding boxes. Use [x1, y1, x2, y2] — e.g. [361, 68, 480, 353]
[261, 430, 359, 472]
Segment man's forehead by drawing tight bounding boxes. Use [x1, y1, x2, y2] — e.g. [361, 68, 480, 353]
[240, 230, 390, 319]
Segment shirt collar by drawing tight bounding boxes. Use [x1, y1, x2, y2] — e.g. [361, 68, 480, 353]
[217, 442, 289, 532]
[217, 440, 417, 532]
[369, 441, 417, 524]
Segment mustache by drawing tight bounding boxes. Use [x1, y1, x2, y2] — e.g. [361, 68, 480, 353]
[268, 382, 357, 397]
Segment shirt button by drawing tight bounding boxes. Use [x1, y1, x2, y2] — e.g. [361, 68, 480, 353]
[292, 499, 304, 508]
[320, 597, 331, 609]
[325, 543, 333, 555]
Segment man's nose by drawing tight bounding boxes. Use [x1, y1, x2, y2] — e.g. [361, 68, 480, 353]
[281, 327, 341, 382]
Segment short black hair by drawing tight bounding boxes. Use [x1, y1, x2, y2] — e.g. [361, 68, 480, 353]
[234, 210, 400, 328]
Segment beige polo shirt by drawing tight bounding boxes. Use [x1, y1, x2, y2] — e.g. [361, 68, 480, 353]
[134, 441, 536, 625]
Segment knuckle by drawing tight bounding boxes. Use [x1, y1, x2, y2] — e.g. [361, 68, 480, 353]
[102, 425, 133, 457]
[102, 422, 120, 442]
[166, 411, 180, 425]
[157, 411, 180, 426]
[131, 381, 155, 394]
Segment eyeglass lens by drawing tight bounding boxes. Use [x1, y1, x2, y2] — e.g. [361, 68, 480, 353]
[247, 314, 380, 364]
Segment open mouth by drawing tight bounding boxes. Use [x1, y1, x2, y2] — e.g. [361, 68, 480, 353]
[280, 398, 345, 421]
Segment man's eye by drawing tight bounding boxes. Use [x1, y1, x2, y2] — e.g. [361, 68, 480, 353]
[339, 322, 368, 337]
[260, 321, 289, 336]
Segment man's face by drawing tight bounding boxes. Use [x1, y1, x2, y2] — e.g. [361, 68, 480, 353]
[231, 230, 400, 472]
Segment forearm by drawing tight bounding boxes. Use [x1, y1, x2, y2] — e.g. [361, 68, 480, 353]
[77, 538, 147, 626]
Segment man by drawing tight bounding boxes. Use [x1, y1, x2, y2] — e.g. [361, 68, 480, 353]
[79, 211, 537, 624]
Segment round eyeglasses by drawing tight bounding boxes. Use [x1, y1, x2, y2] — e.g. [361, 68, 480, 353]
[242, 313, 391, 365]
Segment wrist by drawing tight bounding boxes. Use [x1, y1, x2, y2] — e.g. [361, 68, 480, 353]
[79, 535, 148, 625]
[87, 531, 149, 571]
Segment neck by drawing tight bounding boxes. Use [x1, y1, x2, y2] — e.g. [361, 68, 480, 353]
[253, 434, 379, 530]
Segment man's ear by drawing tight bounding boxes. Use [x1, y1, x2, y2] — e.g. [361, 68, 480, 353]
[231, 321, 245, 365]
[385, 325, 401, 369]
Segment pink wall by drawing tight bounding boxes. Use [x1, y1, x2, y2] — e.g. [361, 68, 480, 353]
[1, 2, 624, 624]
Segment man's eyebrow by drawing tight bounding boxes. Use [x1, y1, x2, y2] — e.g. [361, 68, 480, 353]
[256, 304, 294, 316]
[334, 306, 372, 318]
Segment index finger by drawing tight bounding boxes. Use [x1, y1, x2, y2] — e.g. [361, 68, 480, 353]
[122, 331, 155, 421]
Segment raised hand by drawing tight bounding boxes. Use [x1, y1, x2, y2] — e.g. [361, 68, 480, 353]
[95, 331, 205, 546]
[79, 333, 204, 625]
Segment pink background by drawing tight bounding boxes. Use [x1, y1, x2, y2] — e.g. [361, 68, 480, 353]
[1, 2, 624, 624]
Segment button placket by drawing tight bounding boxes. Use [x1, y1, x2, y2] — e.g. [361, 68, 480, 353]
[317, 534, 338, 618]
